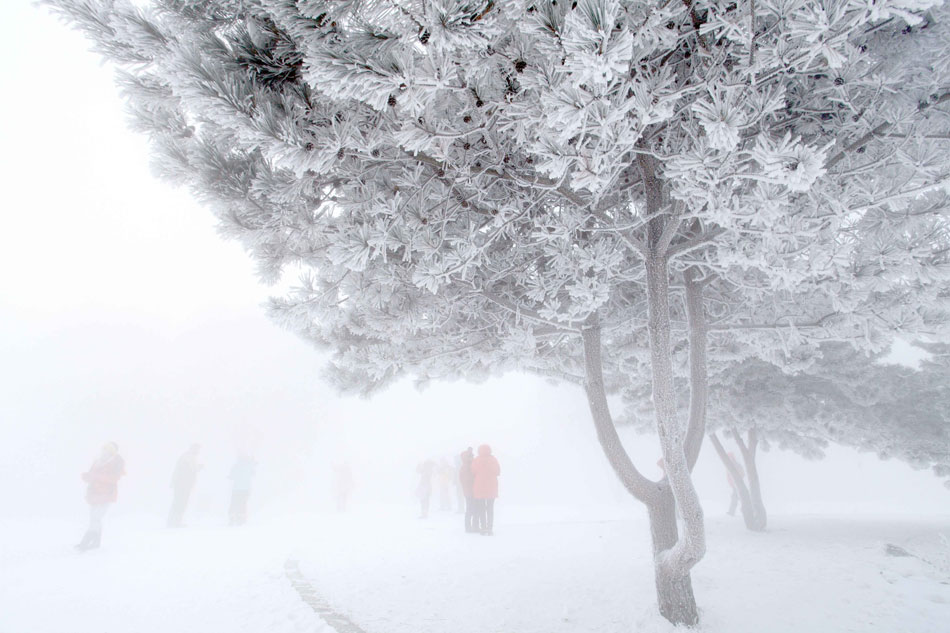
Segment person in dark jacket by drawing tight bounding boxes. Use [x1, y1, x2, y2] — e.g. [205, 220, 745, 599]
[228, 454, 256, 526]
[167, 444, 202, 527]
[458, 447, 476, 532]
[471, 444, 501, 535]
[76, 442, 125, 551]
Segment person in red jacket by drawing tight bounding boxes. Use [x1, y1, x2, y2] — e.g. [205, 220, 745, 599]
[471, 444, 500, 535]
[76, 441, 125, 551]
[458, 447, 476, 533]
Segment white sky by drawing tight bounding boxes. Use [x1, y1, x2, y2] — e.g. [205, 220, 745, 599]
[0, 3, 946, 523]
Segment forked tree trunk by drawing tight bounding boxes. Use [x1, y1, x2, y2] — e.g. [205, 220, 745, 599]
[578, 155, 708, 627]
[735, 428, 767, 530]
[644, 251, 706, 595]
[582, 325, 700, 626]
[709, 431, 767, 531]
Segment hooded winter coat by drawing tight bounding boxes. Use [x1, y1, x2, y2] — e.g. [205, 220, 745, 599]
[83, 454, 125, 505]
[471, 445, 500, 500]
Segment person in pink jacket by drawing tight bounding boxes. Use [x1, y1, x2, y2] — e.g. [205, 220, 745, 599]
[76, 442, 125, 551]
[470, 444, 500, 535]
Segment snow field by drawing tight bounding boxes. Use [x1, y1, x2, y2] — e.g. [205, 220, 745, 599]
[0, 517, 330, 633]
[1, 509, 947, 633]
[293, 509, 950, 633]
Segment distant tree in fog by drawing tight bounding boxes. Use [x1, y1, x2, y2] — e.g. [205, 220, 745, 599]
[47, 0, 950, 625]
[701, 343, 950, 531]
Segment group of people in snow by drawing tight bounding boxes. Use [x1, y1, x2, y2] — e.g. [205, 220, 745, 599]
[75, 442, 257, 552]
[167, 444, 258, 529]
[417, 444, 501, 536]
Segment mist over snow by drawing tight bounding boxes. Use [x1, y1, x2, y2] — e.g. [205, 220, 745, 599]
[2, 2, 950, 633]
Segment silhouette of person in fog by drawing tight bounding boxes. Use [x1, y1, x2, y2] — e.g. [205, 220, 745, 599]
[228, 454, 256, 526]
[459, 447, 476, 532]
[471, 445, 500, 535]
[416, 459, 435, 518]
[167, 444, 202, 527]
[453, 452, 464, 513]
[437, 457, 453, 511]
[76, 442, 125, 551]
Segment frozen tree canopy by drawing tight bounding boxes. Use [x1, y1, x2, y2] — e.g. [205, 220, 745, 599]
[46, 0, 950, 625]
[698, 343, 950, 529]
[706, 347, 945, 468]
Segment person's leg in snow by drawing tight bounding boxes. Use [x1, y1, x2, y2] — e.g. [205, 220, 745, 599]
[477, 499, 494, 535]
[728, 488, 738, 516]
[229, 490, 250, 526]
[167, 486, 190, 527]
[464, 495, 477, 532]
[419, 490, 430, 519]
[76, 504, 108, 551]
[473, 498, 487, 533]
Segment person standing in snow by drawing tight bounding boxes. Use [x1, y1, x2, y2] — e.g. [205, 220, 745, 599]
[76, 442, 125, 551]
[458, 447, 476, 532]
[228, 453, 256, 526]
[167, 443, 202, 527]
[471, 444, 500, 536]
[415, 459, 435, 519]
[726, 452, 746, 517]
[452, 452, 465, 514]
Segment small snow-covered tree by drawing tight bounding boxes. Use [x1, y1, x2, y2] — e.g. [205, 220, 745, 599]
[703, 342, 950, 531]
[47, 0, 950, 625]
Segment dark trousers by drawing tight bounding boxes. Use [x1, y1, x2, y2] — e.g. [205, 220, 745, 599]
[474, 498, 495, 533]
[229, 490, 250, 525]
[464, 495, 477, 532]
[167, 486, 192, 527]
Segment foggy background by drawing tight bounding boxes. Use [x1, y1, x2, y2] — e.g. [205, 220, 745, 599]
[1, 3, 947, 533]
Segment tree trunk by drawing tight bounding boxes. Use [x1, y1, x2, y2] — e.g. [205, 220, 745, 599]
[735, 428, 767, 531]
[648, 487, 699, 626]
[644, 251, 706, 582]
[581, 325, 659, 503]
[582, 323, 701, 626]
[709, 432, 766, 531]
[683, 266, 708, 469]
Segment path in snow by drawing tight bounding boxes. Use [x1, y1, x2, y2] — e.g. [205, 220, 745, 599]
[285, 558, 367, 633]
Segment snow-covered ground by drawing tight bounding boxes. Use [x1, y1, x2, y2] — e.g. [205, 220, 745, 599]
[3, 507, 948, 633]
[0, 517, 330, 633]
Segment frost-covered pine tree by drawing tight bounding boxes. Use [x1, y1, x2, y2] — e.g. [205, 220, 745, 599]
[702, 342, 950, 532]
[46, 0, 950, 625]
